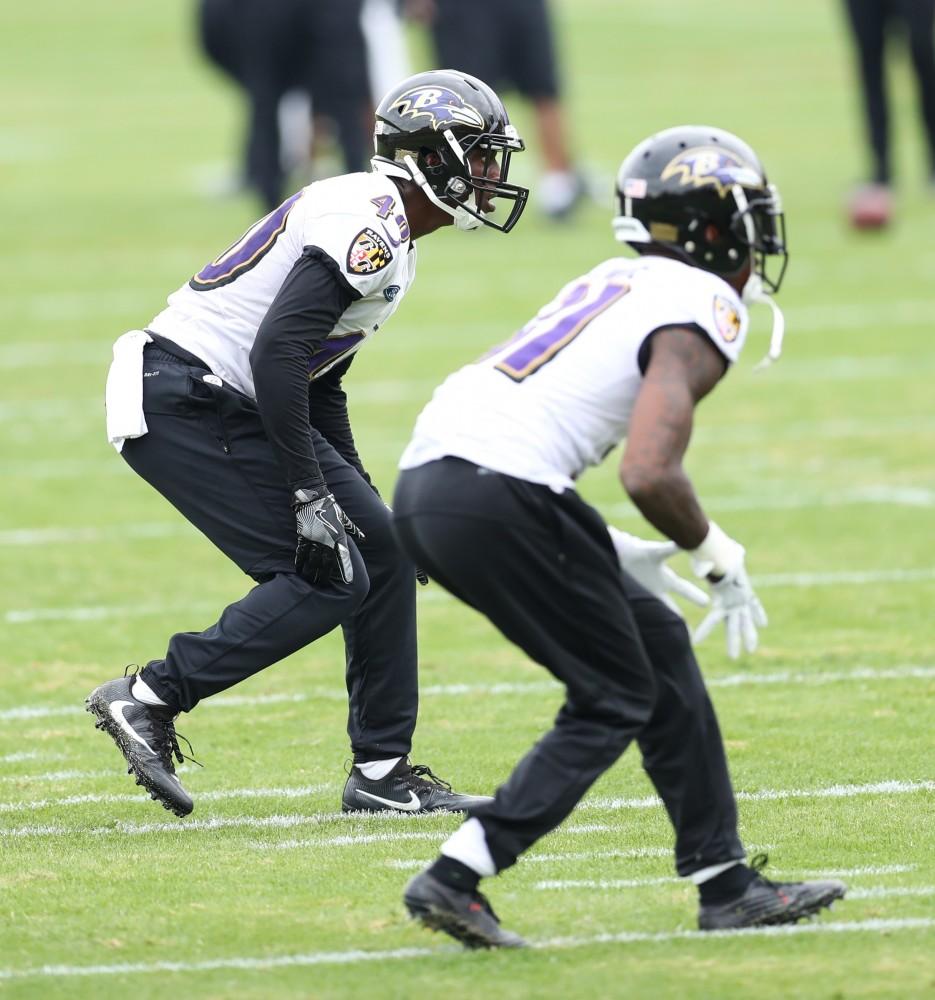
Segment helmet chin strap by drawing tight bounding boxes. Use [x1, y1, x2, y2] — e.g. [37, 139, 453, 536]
[733, 183, 784, 369]
[401, 154, 482, 232]
[742, 272, 785, 370]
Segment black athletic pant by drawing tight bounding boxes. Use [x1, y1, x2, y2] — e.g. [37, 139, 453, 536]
[843, 0, 935, 183]
[122, 341, 419, 760]
[393, 458, 744, 878]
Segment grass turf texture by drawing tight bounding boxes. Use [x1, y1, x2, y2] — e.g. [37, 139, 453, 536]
[1, 0, 934, 996]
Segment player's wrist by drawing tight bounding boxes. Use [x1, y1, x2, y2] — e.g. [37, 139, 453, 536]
[689, 521, 744, 580]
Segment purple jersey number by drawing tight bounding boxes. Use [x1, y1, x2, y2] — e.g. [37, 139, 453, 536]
[189, 191, 303, 291]
[491, 275, 631, 381]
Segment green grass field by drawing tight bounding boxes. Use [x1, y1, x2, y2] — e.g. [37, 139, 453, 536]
[2, 1, 934, 997]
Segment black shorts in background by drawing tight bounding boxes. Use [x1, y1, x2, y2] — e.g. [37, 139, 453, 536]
[431, 0, 561, 99]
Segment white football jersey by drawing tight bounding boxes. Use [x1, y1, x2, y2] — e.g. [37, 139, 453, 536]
[400, 256, 748, 492]
[148, 172, 417, 397]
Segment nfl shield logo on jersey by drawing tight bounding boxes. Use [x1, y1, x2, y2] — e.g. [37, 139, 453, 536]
[347, 228, 393, 275]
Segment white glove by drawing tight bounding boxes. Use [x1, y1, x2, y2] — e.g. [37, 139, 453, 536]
[608, 526, 709, 618]
[689, 522, 768, 658]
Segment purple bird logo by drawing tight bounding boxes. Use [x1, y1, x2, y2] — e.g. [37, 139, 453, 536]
[661, 147, 762, 198]
[391, 86, 485, 132]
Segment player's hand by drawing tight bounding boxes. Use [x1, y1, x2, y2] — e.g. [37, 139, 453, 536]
[293, 488, 364, 585]
[608, 526, 709, 617]
[688, 521, 767, 658]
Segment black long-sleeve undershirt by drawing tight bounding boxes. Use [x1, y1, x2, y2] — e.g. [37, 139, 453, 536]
[307, 354, 376, 492]
[250, 246, 360, 493]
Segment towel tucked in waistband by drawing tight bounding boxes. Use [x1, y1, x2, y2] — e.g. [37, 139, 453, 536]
[104, 329, 152, 453]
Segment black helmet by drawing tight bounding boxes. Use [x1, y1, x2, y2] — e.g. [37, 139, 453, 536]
[371, 69, 528, 233]
[612, 125, 788, 294]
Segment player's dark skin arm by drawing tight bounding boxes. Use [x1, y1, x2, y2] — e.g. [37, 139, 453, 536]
[620, 326, 727, 550]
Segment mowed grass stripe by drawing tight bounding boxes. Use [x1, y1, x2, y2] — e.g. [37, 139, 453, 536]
[0, 919, 931, 981]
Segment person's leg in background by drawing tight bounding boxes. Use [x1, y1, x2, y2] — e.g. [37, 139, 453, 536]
[843, 0, 894, 227]
[896, 0, 935, 184]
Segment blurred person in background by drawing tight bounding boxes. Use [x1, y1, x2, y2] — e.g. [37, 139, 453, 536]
[843, 0, 935, 228]
[393, 126, 847, 946]
[88, 71, 529, 820]
[407, 0, 589, 220]
[197, 0, 373, 208]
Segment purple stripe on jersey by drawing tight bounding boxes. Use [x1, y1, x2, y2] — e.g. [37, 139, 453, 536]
[495, 280, 629, 380]
[191, 191, 303, 289]
[308, 332, 366, 379]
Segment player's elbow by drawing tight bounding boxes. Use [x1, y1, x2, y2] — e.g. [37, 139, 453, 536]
[620, 460, 670, 507]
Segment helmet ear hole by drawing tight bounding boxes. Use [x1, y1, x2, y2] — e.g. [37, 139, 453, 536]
[703, 222, 722, 244]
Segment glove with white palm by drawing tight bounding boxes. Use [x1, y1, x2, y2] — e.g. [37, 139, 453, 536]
[608, 526, 709, 618]
[689, 521, 767, 659]
[293, 487, 364, 585]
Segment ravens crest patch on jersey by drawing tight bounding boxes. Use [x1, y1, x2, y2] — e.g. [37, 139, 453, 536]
[713, 295, 741, 343]
[347, 228, 393, 275]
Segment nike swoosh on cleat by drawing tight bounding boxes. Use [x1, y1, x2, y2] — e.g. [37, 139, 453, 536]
[356, 789, 422, 812]
[108, 701, 157, 757]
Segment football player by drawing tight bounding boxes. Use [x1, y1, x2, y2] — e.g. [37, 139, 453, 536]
[87, 70, 529, 818]
[392, 125, 846, 946]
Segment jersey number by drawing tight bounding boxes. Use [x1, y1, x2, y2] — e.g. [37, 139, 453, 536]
[189, 192, 302, 291]
[491, 276, 631, 381]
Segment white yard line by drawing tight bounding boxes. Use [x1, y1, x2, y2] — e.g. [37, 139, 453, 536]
[848, 886, 935, 900]
[0, 918, 930, 981]
[535, 866, 917, 891]
[386, 847, 678, 872]
[2, 780, 931, 839]
[584, 780, 935, 812]
[0, 523, 194, 546]
[0, 785, 329, 814]
[5, 566, 935, 627]
[2, 664, 932, 726]
[607, 486, 935, 520]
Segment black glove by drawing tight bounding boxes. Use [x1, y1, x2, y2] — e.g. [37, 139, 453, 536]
[293, 487, 364, 585]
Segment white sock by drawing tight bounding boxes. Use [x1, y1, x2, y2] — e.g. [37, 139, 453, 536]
[440, 817, 497, 877]
[357, 757, 402, 780]
[690, 859, 745, 885]
[131, 676, 168, 707]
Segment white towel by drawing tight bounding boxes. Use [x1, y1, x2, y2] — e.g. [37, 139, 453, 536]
[105, 329, 152, 453]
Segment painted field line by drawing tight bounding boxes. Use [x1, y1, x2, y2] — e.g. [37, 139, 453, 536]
[0, 918, 931, 981]
[0, 523, 194, 546]
[386, 847, 676, 871]
[535, 866, 916, 891]
[607, 486, 935, 520]
[2, 664, 932, 728]
[0, 691, 306, 721]
[0, 784, 330, 815]
[0, 751, 60, 764]
[2, 810, 453, 840]
[6, 483, 934, 549]
[12, 564, 932, 628]
[3, 780, 931, 839]
[266, 830, 446, 851]
[848, 886, 935, 900]
[584, 780, 935, 812]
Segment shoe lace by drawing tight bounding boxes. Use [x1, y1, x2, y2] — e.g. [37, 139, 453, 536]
[749, 852, 779, 888]
[122, 665, 202, 771]
[472, 889, 500, 923]
[165, 723, 202, 769]
[407, 763, 453, 792]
